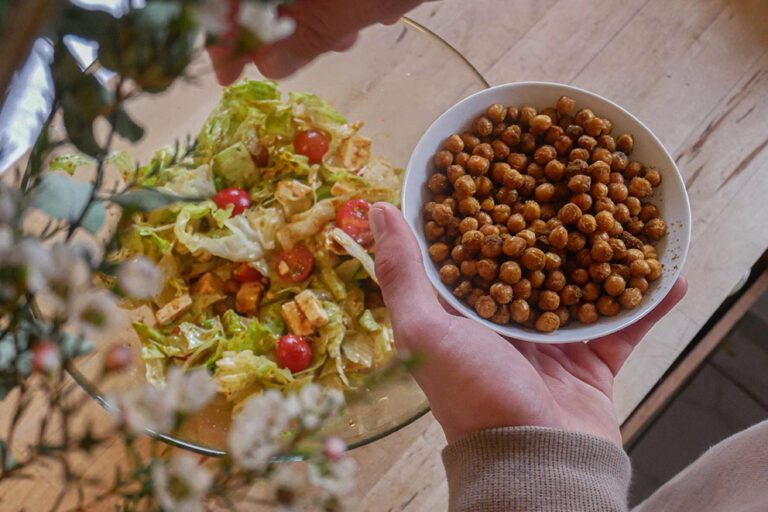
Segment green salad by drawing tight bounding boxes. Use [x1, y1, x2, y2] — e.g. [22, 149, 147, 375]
[111, 80, 402, 406]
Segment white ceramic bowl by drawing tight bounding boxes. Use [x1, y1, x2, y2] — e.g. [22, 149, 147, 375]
[403, 82, 691, 343]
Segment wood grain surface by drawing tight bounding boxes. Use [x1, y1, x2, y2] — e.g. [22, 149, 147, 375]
[2, 1, 768, 510]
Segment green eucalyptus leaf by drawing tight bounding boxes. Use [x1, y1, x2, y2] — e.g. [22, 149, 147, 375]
[49, 153, 96, 175]
[110, 188, 182, 212]
[59, 333, 96, 359]
[112, 108, 145, 142]
[31, 174, 106, 234]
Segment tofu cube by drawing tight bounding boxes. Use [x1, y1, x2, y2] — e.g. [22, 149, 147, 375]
[295, 290, 329, 327]
[281, 300, 314, 336]
[155, 294, 193, 326]
[193, 272, 225, 295]
[235, 282, 264, 316]
[340, 134, 372, 171]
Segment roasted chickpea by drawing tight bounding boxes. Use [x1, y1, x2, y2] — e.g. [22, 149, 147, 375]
[597, 134, 616, 152]
[434, 150, 453, 169]
[591, 231, 610, 245]
[627, 217, 645, 235]
[644, 167, 662, 187]
[458, 197, 481, 216]
[630, 259, 651, 277]
[553, 135, 573, 156]
[571, 268, 589, 285]
[439, 264, 461, 285]
[453, 175, 475, 198]
[460, 230, 483, 253]
[480, 197, 495, 212]
[461, 132, 480, 152]
[424, 221, 445, 241]
[485, 103, 507, 124]
[490, 282, 514, 305]
[476, 211, 493, 227]
[576, 303, 599, 324]
[510, 299, 531, 323]
[502, 213, 523, 234]
[610, 171, 625, 184]
[555, 307, 571, 327]
[629, 177, 653, 198]
[616, 133, 634, 154]
[591, 182, 608, 199]
[624, 161, 643, 179]
[529, 219, 549, 236]
[491, 305, 511, 325]
[597, 296, 621, 317]
[511, 276, 531, 299]
[507, 152, 529, 172]
[578, 135, 598, 151]
[576, 214, 597, 234]
[528, 114, 552, 135]
[473, 142, 494, 161]
[451, 244, 468, 263]
[475, 295, 498, 319]
[592, 147, 613, 165]
[548, 225, 569, 249]
[475, 176, 493, 197]
[584, 116, 604, 137]
[474, 116, 493, 137]
[534, 145, 557, 165]
[575, 249, 593, 267]
[589, 262, 612, 282]
[568, 174, 591, 194]
[519, 106, 537, 126]
[569, 193, 591, 213]
[639, 204, 659, 223]
[427, 173, 449, 194]
[642, 243, 658, 260]
[538, 291, 561, 312]
[625, 196, 642, 216]
[644, 218, 667, 241]
[545, 252, 563, 272]
[625, 248, 644, 263]
[569, 148, 591, 162]
[527, 162, 545, 179]
[522, 200, 541, 222]
[607, 238, 628, 261]
[582, 282, 601, 302]
[557, 96, 576, 116]
[589, 161, 611, 184]
[517, 229, 537, 247]
[566, 161, 587, 180]
[520, 133, 537, 153]
[566, 231, 587, 252]
[505, 105, 520, 122]
[477, 259, 499, 281]
[472, 276, 492, 291]
[431, 203, 454, 226]
[611, 263, 631, 281]
[460, 260, 478, 277]
[544, 270, 566, 291]
[609, 183, 629, 202]
[428, 242, 450, 262]
[444, 134, 465, 154]
[521, 247, 546, 270]
[560, 284, 583, 306]
[594, 197, 617, 215]
[613, 203, 630, 224]
[529, 270, 546, 289]
[501, 125, 522, 147]
[630, 277, 649, 293]
[545, 125, 564, 145]
[603, 274, 626, 297]
[575, 108, 595, 127]
[591, 241, 614, 263]
[496, 187, 519, 206]
[558, 202, 583, 225]
[594, 210, 615, 232]
[533, 183, 555, 202]
[446, 217, 461, 237]
[479, 224, 500, 237]
[611, 151, 629, 172]
[618, 288, 642, 309]
[455, 151, 471, 168]
[453, 280, 472, 299]
[646, 259, 663, 281]
[566, 124, 584, 140]
[488, 139, 510, 162]
[480, 235, 503, 258]
[602, 118, 613, 134]
[539, 203, 557, 221]
[447, 165, 465, 185]
[467, 155, 491, 176]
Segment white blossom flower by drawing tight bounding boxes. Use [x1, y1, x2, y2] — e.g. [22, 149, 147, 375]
[152, 454, 213, 512]
[44, 243, 91, 312]
[322, 437, 347, 462]
[193, 0, 231, 35]
[117, 256, 162, 299]
[273, 463, 315, 512]
[308, 457, 356, 497]
[67, 289, 124, 339]
[296, 384, 344, 429]
[5, 238, 54, 293]
[166, 367, 218, 415]
[237, 1, 295, 44]
[0, 226, 13, 252]
[111, 384, 175, 435]
[228, 389, 297, 471]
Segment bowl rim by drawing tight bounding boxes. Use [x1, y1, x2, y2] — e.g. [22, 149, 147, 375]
[403, 80, 692, 344]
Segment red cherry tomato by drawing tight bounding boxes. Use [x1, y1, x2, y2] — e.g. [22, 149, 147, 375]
[276, 335, 312, 373]
[293, 130, 329, 164]
[213, 187, 252, 216]
[253, 145, 269, 167]
[233, 263, 262, 283]
[336, 199, 374, 247]
[276, 245, 314, 283]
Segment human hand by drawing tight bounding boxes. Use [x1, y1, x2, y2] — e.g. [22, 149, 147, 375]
[369, 202, 687, 446]
[209, 0, 427, 85]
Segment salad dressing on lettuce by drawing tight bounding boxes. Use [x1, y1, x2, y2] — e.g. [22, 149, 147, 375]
[105, 80, 401, 406]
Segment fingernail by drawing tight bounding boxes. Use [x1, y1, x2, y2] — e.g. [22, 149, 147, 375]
[369, 205, 387, 241]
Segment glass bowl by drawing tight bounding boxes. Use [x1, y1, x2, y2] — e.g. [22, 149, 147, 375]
[69, 17, 489, 457]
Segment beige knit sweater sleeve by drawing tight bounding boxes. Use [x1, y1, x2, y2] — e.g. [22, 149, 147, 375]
[442, 427, 632, 512]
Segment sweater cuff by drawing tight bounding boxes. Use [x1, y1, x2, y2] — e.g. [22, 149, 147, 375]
[442, 427, 631, 512]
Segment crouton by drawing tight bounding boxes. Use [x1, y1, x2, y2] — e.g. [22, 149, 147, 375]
[281, 300, 314, 336]
[294, 290, 329, 327]
[155, 294, 193, 326]
[235, 282, 264, 316]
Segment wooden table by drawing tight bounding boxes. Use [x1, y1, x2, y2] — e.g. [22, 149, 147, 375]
[3, 0, 768, 509]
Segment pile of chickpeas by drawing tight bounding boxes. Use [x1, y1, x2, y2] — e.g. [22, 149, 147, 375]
[423, 96, 667, 333]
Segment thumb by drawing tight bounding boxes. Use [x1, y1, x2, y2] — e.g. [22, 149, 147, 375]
[369, 202, 448, 349]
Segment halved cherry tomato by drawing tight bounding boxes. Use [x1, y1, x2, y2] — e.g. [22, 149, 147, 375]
[213, 187, 252, 216]
[233, 263, 262, 283]
[276, 245, 314, 282]
[253, 145, 269, 167]
[293, 130, 329, 164]
[276, 334, 312, 373]
[336, 199, 374, 247]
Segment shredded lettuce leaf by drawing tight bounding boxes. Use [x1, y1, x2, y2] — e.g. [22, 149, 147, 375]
[214, 350, 293, 403]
